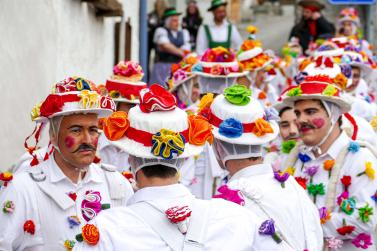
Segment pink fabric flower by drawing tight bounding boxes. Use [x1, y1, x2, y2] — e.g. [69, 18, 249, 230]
[352, 233, 372, 249]
[337, 191, 349, 206]
[213, 185, 245, 206]
[81, 190, 102, 222]
[326, 237, 343, 250]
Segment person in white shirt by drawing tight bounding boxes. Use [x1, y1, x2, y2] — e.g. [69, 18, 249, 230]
[73, 84, 294, 251]
[196, 0, 243, 55]
[150, 7, 191, 86]
[280, 72, 377, 250]
[0, 77, 134, 250]
[203, 84, 323, 250]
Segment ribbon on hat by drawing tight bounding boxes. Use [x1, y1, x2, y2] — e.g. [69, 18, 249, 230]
[344, 113, 358, 140]
[106, 80, 146, 100]
[315, 56, 334, 68]
[139, 84, 177, 113]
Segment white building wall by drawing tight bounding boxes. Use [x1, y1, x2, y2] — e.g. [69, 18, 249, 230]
[0, 0, 139, 171]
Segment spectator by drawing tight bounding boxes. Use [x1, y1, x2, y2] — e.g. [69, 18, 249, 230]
[182, 0, 203, 50]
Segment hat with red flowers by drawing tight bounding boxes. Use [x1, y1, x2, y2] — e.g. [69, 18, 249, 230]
[106, 61, 147, 104]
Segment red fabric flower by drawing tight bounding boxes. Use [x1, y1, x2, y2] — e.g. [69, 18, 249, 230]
[39, 94, 64, 118]
[68, 192, 77, 201]
[337, 225, 355, 236]
[139, 84, 177, 113]
[340, 175, 352, 191]
[122, 171, 134, 181]
[295, 176, 307, 190]
[165, 206, 192, 224]
[24, 220, 35, 235]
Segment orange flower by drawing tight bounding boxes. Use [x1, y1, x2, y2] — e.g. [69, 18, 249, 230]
[103, 111, 130, 141]
[323, 159, 335, 171]
[82, 224, 100, 246]
[185, 56, 198, 65]
[334, 73, 347, 90]
[258, 91, 267, 100]
[188, 115, 214, 145]
[241, 40, 262, 51]
[198, 93, 214, 112]
[171, 64, 180, 74]
[299, 59, 311, 71]
[252, 118, 274, 137]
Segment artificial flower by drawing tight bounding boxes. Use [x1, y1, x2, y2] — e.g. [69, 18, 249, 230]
[246, 25, 258, 34]
[64, 240, 75, 251]
[370, 116, 377, 131]
[323, 159, 335, 178]
[76, 224, 100, 245]
[187, 115, 213, 145]
[281, 140, 296, 154]
[357, 162, 375, 180]
[352, 233, 373, 249]
[2, 200, 14, 214]
[287, 86, 302, 97]
[273, 171, 290, 188]
[322, 85, 337, 96]
[258, 91, 267, 100]
[67, 216, 81, 229]
[285, 166, 296, 176]
[337, 191, 349, 206]
[151, 129, 185, 160]
[252, 118, 273, 137]
[81, 191, 106, 222]
[103, 111, 129, 141]
[219, 118, 243, 138]
[298, 153, 311, 163]
[30, 103, 42, 121]
[340, 176, 351, 191]
[139, 84, 177, 113]
[340, 197, 356, 215]
[113, 61, 144, 80]
[319, 207, 332, 224]
[337, 219, 355, 236]
[358, 203, 373, 223]
[198, 93, 214, 113]
[223, 85, 251, 106]
[67, 192, 77, 201]
[78, 90, 100, 109]
[307, 183, 325, 203]
[304, 165, 319, 183]
[0, 172, 13, 187]
[325, 237, 343, 250]
[24, 220, 35, 235]
[333, 73, 347, 90]
[371, 191, 377, 203]
[165, 205, 192, 234]
[258, 219, 282, 243]
[295, 177, 307, 190]
[213, 185, 245, 206]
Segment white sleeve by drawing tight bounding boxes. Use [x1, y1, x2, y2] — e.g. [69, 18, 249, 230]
[181, 29, 191, 51]
[153, 27, 170, 45]
[231, 24, 243, 51]
[196, 25, 208, 56]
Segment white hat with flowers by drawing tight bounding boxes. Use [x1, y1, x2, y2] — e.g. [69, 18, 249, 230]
[198, 84, 279, 145]
[106, 61, 147, 104]
[101, 84, 213, 162]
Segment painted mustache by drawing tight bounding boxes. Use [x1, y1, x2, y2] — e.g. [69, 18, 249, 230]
[72, 143, 96, 153]
[299, 122, 315, 131]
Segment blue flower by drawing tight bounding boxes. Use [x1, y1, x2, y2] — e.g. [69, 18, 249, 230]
[298, 153, 311, 163]
[294, 71, 308, 85]
[365, 96, 372, 103]
[371, 191, 377, 203]
[191, 63, 203, 73]
[348, 141, 360, 153]
[340, 64, 352, 79]
[219, 118, 243, 138]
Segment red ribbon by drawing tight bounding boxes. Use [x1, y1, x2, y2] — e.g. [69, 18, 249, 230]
[299, 83, 340, 97]
[344, 113, 358, 140]
[208, 110, 260, 133]
[106, 80, 146, 99]
[40, 94, 81, 118]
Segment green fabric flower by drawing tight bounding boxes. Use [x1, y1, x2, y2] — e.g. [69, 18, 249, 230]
[287, 87, 302, 97]
[358, 203, 374, 223]
[340, 197, 356, 215]
[307, 183, 325, 203]
[281, 140, 297, 154]
[224, 84, 252, 106]
[322, 85, 337, 96]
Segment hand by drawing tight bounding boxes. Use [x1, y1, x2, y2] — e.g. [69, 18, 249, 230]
[312, 12, 321, 20]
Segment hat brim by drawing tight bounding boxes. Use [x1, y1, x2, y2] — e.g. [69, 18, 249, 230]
[113, 97, 140, 104]
[212, 121, 279, 145]
[298, 0, 325, 10]
[34, 108, 113, 123]
[110, 137, 204, 159]
[169, 74, 196, 93]
[163, 12, 182, 18]
[348, 62, 372, 77]
[194, 71, 249, 78]
[208, 2, 228, 11]
[283, 94, 351, 113]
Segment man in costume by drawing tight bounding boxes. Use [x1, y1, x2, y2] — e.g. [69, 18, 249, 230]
[0, 77, 134, 250]
[74, 84, 294, 250]
[196, 0, 243, 55]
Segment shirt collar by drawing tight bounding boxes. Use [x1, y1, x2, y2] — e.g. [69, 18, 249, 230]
[47, 156, 103, 184]
[127, 184, 192, 206]
[209, 19, 229, 27]
[229, 163, 272, 183]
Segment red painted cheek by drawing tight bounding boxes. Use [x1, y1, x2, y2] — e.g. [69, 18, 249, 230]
[64, 136, 75, 149]
[93, 138, 99, 148]
[312, 118, 325, 129]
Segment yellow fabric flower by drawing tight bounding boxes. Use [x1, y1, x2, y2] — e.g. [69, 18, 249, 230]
[370, 116, 377, 131]
[30, 103, 42, 121]
[246, 25, 258, 34]
[78, 90, 100, 109]
[365, 162, 375, 180]
[285, 166, 296, 176]
[198, 93, 214, 112]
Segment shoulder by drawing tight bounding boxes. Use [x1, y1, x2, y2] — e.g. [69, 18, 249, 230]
[208, 198, 256, 223]
[155, 27, 167, 35]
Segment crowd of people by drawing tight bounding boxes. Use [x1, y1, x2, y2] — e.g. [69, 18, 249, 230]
[1, 0, 377, 250]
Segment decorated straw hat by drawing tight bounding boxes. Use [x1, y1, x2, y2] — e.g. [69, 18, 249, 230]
[27, 76, 115, 166]
[106, 61, 147, 104]
[168, 53, 199, 92]
[207, 0, 228, 11]
[237, 39, 273, 72]
[338, 7, 360, 27]
[101, 84, 213, 159]
[198, 84, 278, 145]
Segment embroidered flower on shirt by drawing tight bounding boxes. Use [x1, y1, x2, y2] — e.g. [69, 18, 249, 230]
[336, 219, 355, 236]
[2, 200, 14, 214]
[273, 171, 290, 188]
[295, 177, 307, 190]
[304, 165, 319, 183]
[24, 220, 35, 235]
[64, 239, 75, 251]
[76, 224, 100, 245]
[371, 191, 377, 203]
[0, 172, 13, 187]
[340, 176, 351, 192]
[319, 207, 332, 224]
[357, 162, 375, 180]
[323, 159, 335, 178]
[325, 237, 343, 250]
[68, 216, 81, 228]
[165, 205, 192, 234]
[213, 185, 245, 206]
[67, 192, 77, 202]
[258, 219, 282, 243]
[340, 197, 356, 215]
[348, 141, 360, 153]
[358, 203, 373, 223]
[352, 233, 373, 249]
[307, 183, 325, 203]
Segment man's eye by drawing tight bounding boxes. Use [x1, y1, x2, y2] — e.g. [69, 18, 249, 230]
[71, 128, 81, 133]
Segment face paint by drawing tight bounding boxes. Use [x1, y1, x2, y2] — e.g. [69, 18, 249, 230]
[312, 118, 325, 129]
[64, 136, 75, 149]
[93, 138, 99, 148]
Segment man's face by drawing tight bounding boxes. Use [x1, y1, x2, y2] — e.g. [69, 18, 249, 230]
[342, 21, 354, 36]
[255, 70, 265, 88]
[54, 114, 99, 168]
[117, 102, 135, 113]
[294, 100, 331, 146]
[213, 6, 227, 23]
[346, 67, 361, 92]
[169, 16, 180, 31]
[302, 8, 313, 20]
[279, 108, 300, 141]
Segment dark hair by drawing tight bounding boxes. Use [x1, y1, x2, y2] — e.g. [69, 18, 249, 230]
[186, 1, 201, 18]
[279, 107, 293, 117]
[141, 164, 177, 178]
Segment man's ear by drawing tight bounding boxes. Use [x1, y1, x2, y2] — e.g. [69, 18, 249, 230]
[50, 132, 58, 148]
